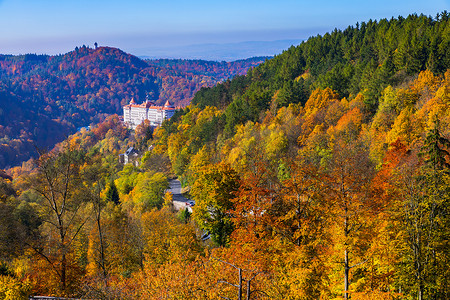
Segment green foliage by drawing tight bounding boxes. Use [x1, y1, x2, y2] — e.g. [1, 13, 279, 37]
[420, 116, 450, 170]
[0, 179, 15, 202]
[131, 171, 169, 211]
[223, 97, 253, 137]
[177, 208, 191, 224]
[196, 13, 449, 134]
[13, 200, 42, 240]
[0, 202, 24, 259]
[394, 117, 450, 299]
[105, 180, 120, 205]
[115, 164, 140, 195]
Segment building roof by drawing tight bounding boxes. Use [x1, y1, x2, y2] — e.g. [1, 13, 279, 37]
[145, 99, 155, 108]
[125, 147, 138, 156]
[124, 100, 176, 110]
[164, 100, 175, 108]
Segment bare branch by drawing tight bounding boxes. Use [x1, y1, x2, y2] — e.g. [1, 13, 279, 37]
[350, 258, 369, 269]
[212, 257, 241, 271]
[26, 242, 62, 279]
[217, 280, 239, 288]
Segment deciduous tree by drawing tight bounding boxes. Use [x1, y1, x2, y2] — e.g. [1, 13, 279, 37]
[191, 162, 239, 246]
[26, 142, 88, 294]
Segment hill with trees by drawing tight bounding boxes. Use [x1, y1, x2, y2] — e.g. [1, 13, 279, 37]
[0, 47, 268, 169]
[0, 12, 449, 299]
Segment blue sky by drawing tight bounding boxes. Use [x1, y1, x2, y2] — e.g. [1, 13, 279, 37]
[0, 0, 448, 58]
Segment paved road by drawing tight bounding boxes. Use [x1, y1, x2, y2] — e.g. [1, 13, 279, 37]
[168, 179, 192, 211]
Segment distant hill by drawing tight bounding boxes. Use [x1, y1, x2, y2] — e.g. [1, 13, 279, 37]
[136, 39, 302, 61]
[0, 47, 267, 168]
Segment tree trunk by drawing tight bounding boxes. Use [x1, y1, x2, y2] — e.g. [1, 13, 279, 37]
[97, 214, 107, 278]
[345, 248, 349, 300]
[95, 185, 107, 280]
[61, 251, 66, 291]
[59, 215, 67, 292]
[344, 203, 350, 300]
[238, 268, 243, 300]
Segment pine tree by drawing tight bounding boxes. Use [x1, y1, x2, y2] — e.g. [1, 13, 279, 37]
[418, 116, 450, 299]
[105, 180, 120, 205]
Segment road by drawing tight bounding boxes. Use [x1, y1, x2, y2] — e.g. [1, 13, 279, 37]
[168, 179, 192, 212]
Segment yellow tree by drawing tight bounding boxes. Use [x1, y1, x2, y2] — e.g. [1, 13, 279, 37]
[323, 108, 380, 299]
[132, 207, 205, 299]
[79, 154, 110, 283]
[26, 142, 89, 294]
[191, 162, 239, 246]
[268, 159, 332, 299]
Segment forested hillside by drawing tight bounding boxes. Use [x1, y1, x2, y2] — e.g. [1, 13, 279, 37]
[145, 57, 269, 107]
[191, 12, 449, 126]
[1, 12, 449, 299]
[147, 57, 270, 81]
[0, 48, 267, 168]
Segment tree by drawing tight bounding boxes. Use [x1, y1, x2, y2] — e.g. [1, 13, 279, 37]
[0, 275, 31, 300]
[26, 142, 88, 293]
[212, 257, 265, 300]
[264, 159, 332, 299]
[134, 119, 153, 151]
[128, 171, 169, 212]
[275, 160, 325, 243]
[0, 179, 30, 259]
[178, 208, 191, 224]
[420, 116, 450, 171]
[191, 162, 239, 246]
[322, 112, 380, 299]
[0, 201, 27, 259]
[105, 180, 120, 205]
[80, 156, 109, 281]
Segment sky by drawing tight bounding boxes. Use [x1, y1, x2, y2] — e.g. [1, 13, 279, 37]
[0, 0, 448, 60]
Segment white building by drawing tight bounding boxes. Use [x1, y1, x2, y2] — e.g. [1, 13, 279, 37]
[123, 98, 176, 129]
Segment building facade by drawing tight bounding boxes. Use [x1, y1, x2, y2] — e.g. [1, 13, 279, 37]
[123, 98, 176, 129]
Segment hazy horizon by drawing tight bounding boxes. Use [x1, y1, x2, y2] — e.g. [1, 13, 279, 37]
[0, 39, 303, 62]
[132, 39, 305, 61]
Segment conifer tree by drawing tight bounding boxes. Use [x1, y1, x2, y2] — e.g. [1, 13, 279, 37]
[106, 180, 120, 205]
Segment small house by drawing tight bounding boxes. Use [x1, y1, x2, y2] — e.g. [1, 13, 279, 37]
[119, 147, 139, 166]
